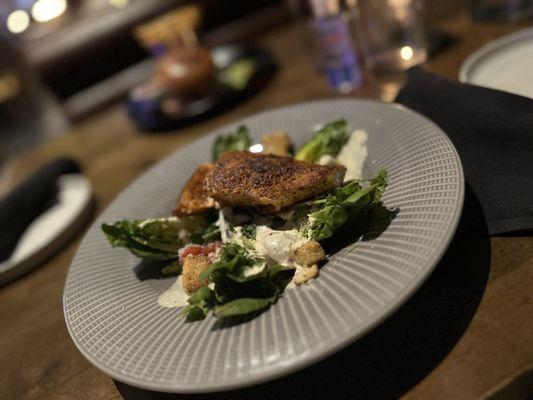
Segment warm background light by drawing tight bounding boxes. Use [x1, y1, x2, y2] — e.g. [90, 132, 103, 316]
[109, 0, 130, 9]
[6, 9, 30, 34]
[31, 0, 68, 23]
[400, 45, 414, 60]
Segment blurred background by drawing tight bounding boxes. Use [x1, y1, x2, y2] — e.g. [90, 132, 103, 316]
[0, 0, 532, 191]
[0, 0, 532, 158]
[0, 0, 290, 160]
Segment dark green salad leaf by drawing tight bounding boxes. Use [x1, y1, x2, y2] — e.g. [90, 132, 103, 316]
[212, 125, 251, 161]
[180, 244, 293, 321]
[161, 260, 182, 275]
[179, 286, 216, 322]
[101, 216, 207, 260]
[213, 297, 275, 317]
[201, 223, 221, 242]
[199, 243, 265, 284]
[189, 222, 221, 244]
[299, 170, 388, 241]
[295, 119, 349, 163]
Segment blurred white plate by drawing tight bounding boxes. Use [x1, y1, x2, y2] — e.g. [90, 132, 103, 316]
[0, 174, 93, 285]
[459, 27, 533, 98]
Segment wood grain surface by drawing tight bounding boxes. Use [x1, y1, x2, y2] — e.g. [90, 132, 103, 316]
[1, 4, 532, 400]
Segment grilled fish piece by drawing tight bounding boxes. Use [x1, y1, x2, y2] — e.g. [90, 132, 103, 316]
[205, 151, 346, 213]
[174, 163, 216, 216]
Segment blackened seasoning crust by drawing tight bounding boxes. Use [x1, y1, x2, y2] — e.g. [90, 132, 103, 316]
[205, 152, 346, 213]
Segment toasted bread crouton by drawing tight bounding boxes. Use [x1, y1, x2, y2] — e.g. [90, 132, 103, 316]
[261, 131, 293, 156]
[291, 240, 325, 266]
[293, 264, 319, 285]
[182, 254, 211, 293]
[174, 163, 216, 216]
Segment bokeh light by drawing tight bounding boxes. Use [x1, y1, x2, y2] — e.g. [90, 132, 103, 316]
[31, 0, 67, 23]
[6, 10, 30, 34]
[109, 0, 129, 9]
[400, 45, 414, 61]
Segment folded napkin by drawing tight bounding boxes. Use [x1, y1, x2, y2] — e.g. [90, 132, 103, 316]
[396, 67, 533, 235]
[0, 157, 81, 262]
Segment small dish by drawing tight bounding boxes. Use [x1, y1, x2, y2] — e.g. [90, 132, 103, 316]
[127, 44, 277, 131]
[0, 174, 92, 285]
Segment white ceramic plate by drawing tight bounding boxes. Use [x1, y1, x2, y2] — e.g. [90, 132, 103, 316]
[63, 99, 464, 393]
[459, 27, 533, 98]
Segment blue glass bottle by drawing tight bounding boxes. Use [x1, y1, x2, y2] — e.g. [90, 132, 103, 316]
[309, 0, 363, 93]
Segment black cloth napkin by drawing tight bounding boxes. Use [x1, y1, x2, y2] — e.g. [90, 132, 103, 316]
[395, 67, 533, 235]
[0, 157, 81, 262]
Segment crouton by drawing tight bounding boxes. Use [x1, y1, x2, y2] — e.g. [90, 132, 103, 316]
[293, 264, 319, 285]
[291, 240, 325, 266]
[261, 131, 293, 156]
[182, 254, 211, 293]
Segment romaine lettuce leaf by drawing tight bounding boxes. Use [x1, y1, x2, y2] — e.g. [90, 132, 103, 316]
[213, 297, 275, 317]
[212, 125, 251, 161]
[300, 170, 388, 241]
[189, 222, 221, 244]
[295, 120, 349, 163]
[199, 243, 265, 284]
[162, 260, 182, 275]
[179, 286, 216, 322]
[101, 216, 207, 260]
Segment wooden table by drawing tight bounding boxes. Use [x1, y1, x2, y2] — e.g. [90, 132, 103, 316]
[1, 5, 532, 400]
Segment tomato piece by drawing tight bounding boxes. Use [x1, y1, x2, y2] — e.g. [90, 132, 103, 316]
[178, 241, 223, 264]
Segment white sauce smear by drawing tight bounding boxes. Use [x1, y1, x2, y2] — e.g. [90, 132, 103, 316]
[158, 276, 190, 308]
[254, 227, 303, 266]
[336, 129, 368, 181]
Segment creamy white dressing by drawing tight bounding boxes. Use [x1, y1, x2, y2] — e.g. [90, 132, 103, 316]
[138, 216, 179, 228]
[215, 209, 230, 242]
[229, 226, 247, 247]
[336, 129, 368, 181]
[178, 229, 189, 242]
[243, 262, 266, 277]
[254, 226, 307, 266]
[157, 276, 190, 308]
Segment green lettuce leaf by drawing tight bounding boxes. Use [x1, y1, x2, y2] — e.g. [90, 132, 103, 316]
[101, 216, 207, 260]
[189, 222, 221, 244]
[295, 120, 348, 163]
[212, 126, 251, 161]
[201, 223, 221, 242]
[179, 286, 216, 322]
[214, 297, 275, 317]
[199, 243, 265, 283]
[162, 260, 182, 275]
[301, 170, 388, 241]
